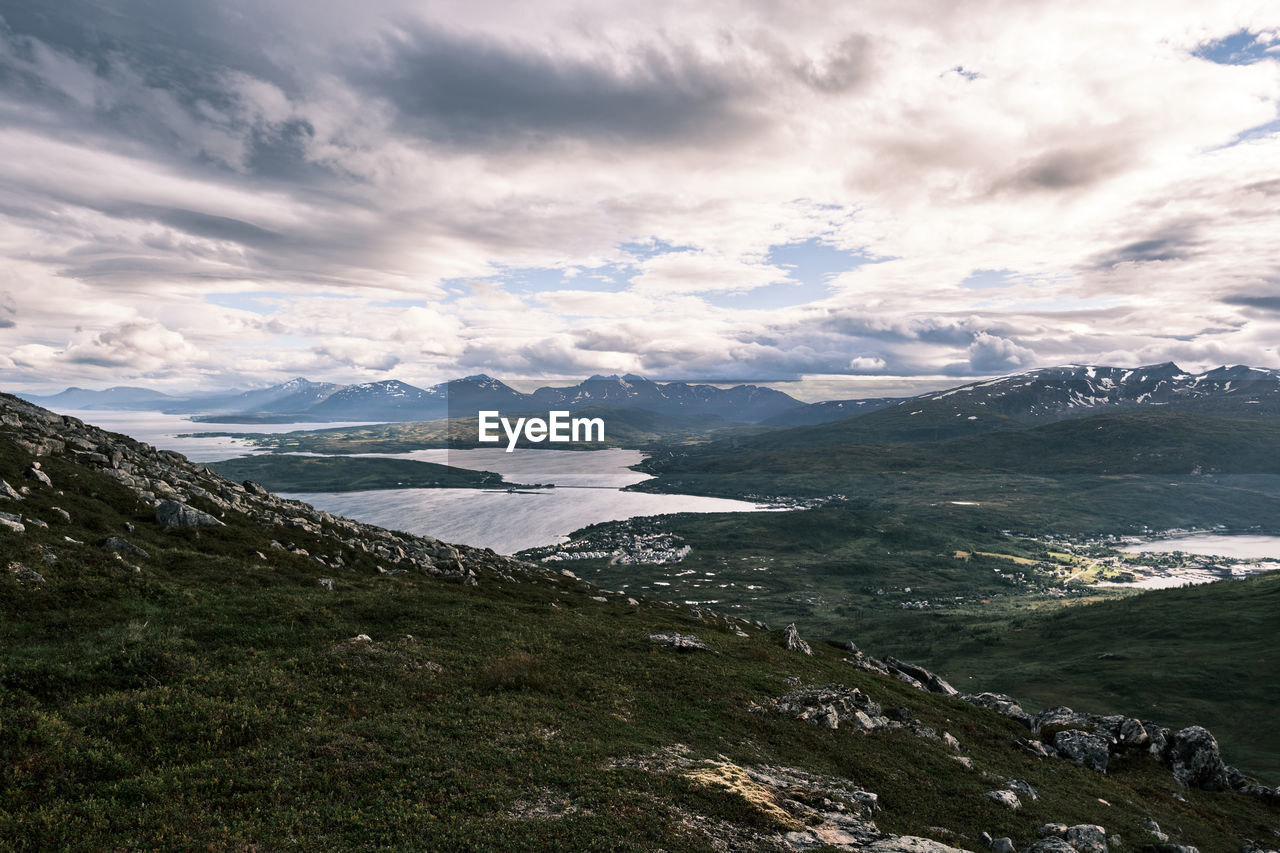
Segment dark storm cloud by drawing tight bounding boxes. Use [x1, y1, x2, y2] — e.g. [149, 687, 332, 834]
[353, 26, 765, 147]
[1090, 224, 1203, 269]
[817, 311, 978, 346]
[1223, 293, 1280, 312]
[992, 144, 1132, 194]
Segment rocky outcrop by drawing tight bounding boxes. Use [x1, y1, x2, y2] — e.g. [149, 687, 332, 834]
[1053, 730, 1111, 772]
[649, 632, 714, 652]
[1166, 726, 1228, 790]
[0, 392, 539, 588]
[156, 499, 225, 529]
[773, 685, 885, 730]
[960, 692, 1034, 729]
[883, 657, 959, 696]
[783, 623, 813, 655]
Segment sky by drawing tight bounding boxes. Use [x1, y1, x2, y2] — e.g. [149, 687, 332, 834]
[3, 1, 1280, 396]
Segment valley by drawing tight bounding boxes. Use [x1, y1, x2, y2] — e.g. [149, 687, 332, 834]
[7, 363, 1280, 848]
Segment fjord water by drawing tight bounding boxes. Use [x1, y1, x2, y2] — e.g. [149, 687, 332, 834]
[280, 448, 772, 554]
[59, 410, 383, 462]
[64, 411, 770, 554]
[1118, 534, 1280, 559]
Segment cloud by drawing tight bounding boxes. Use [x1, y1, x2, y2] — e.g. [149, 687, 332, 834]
[65, 320, 204, 370]
[966, 332, 1035, 373]
[3, 1, 1280, 394]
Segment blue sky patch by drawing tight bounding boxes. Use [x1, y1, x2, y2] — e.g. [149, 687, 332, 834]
[1194, 30, 1278, 65]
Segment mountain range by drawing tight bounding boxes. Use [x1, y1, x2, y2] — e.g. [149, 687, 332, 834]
[19, 362, 1280, 428]
[20, 374, 807, 424]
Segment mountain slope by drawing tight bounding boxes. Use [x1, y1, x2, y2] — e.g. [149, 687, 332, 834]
[2, 393, 1277, 850]
[862, 569, 1280, 782]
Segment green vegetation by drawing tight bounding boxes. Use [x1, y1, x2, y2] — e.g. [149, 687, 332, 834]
[205, 454, 539, 492]
[849, 571, 1280, 784]
[3, 412, 1279, 850]
[636, 412, 1280, 537]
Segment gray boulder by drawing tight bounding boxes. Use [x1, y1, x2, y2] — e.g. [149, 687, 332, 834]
[104, 537, 149, 559]
[0, 479, 22, 501]
[0, 512, 24, 534]
[1167, 726, 1227, 790]
[155, 499, 224, 529]
[1006, 779, 1038, 801]
[24, 464, 52, 486]
[985, 789, 1020, 809]
[1054, 729, 1110, 772]
[993, 840, 1016, 853]
[784, 622, 813, 655]
[1064, 825, 1107, 853]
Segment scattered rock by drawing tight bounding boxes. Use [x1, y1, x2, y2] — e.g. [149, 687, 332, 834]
[942, 731, 961, 751]
[8, 562, 45, 585]
[784, 623, 813, 655]
[1006, 779, 1038, 801]
[1064, 824, 1107, 853]
[0, 479, 22, 501]
[993, 839, 1016, 853]
[155, 499, 224, 529]
[104, 536, 149, 559]
[318, 578, 336, 591]
[953, 756, 975, 769]
[649, 632, 713, 652]
[24, 464, 52, 486]
[1142, 846, 1198, 853]
[1141, 819, 1167, 843]
[985, 790, 1020, 809]
[243, 480, 269, 496]
[774, 685, 884, 731]
[0, 512, 25, 533]
[1022, 840, 1077, 853]
[50, 507, 70, 522]
[1054, 730, 1110, 772]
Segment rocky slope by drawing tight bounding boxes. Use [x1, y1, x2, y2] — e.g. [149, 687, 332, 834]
[2, 391, 1278, 852]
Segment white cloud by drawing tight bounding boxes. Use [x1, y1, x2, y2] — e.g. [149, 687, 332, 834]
[3, 1, 1280, 393]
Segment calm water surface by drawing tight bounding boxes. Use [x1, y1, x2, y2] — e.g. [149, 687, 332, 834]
[63, 411, 771, 554]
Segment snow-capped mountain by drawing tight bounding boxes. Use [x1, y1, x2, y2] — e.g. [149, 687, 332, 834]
[304, 380, 448, 420]
[913, 363, 1280, 421]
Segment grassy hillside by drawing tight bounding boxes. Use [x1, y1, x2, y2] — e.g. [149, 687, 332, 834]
[851, 571, 1280, 784]
[637, 411, 1280, 536]
[206, 454, 536, 492]
[3, 398, 1279, 850]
